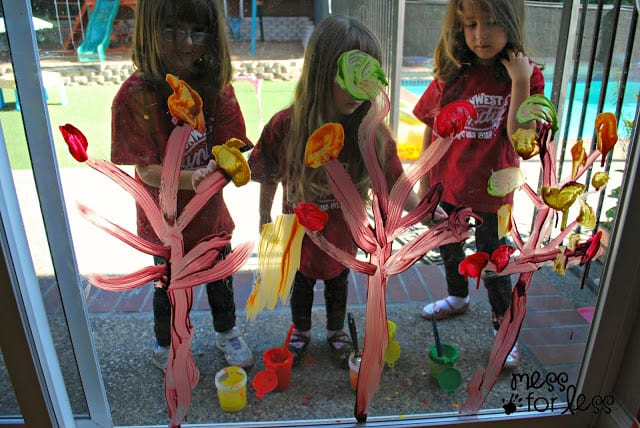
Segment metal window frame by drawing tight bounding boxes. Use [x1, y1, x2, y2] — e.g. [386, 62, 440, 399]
[0, 0, 111, 426]
[0, 0, 638, 427]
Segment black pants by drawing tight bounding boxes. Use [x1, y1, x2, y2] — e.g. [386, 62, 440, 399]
[439, 202, 512, 329]
[153, 246, 236, 346]
[290, 269, 349, 332]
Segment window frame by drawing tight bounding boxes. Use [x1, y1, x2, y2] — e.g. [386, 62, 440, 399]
[1, 0, 638, 427]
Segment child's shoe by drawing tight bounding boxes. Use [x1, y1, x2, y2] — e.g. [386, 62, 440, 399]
[504, 341, 520, 368]
[327, 330, 353, 369]
[421, 296, 469, 320]
[493, 328, 520, 368]
[216, 327, 254, 369]
[288, 329, 311, 367]
[152, 341, 169, 373]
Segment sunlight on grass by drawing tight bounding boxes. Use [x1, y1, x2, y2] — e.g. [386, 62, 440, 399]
[233, 78, 296, 142]
[0, 79, 297, 170]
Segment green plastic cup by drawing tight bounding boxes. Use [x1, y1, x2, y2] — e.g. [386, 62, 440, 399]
[428, 342, 462, 394]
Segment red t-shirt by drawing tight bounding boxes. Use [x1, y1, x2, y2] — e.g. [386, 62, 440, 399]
[413, 64, 545, 212]
[111, 72, 252, 252]
[248, 107, 405, 280]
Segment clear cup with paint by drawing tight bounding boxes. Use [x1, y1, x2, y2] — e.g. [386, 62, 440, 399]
[215, 366, 248, 412]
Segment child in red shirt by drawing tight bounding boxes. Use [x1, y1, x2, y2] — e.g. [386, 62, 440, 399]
[413, 0, 545, 367]
[111, 0, 254, 371]
[249, 15, 409, 368]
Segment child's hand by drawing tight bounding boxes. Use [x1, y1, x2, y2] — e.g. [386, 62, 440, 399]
[259, 215, 272, 232]
[501, 50, 533, 84]
[191, 159, 217, 191]
[422, 206, 448, 228]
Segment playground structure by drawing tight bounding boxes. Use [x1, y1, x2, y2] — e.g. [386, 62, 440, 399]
[47, 1, 422, 159]
[54, 0, 136, 61]
[52, 0, 263, 61]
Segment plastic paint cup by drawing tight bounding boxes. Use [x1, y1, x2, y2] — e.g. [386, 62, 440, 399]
[428, 342, 459, 378]
[428, 342, 462, 394]
[384, 339, 401, 368]
[348, 351, 361, 391]
[387, 319, 397, 340]
[263, 347, 293, 392]
[215, 366, 247, 412]
[384, 320, 401, 367]
[252, 369, 278, 399]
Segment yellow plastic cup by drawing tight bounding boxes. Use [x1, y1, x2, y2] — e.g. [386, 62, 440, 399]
[387, 320, 397, 340]
[215, 366, 247, 412]
[384, 339, 401, 367]
[384, 320, 400, 367]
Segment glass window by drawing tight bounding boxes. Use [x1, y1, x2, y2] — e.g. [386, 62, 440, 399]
[0, 336, 21, 421]
[1, 0, 639, 427]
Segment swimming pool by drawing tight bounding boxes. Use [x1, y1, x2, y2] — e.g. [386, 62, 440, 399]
[400, 78, 640, 141]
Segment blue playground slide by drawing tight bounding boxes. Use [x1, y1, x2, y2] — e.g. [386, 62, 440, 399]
[77, 0, 120, 62]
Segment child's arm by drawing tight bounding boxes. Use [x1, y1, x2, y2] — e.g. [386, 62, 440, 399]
[417, 124, 433, 199]
[135, 163, 214, 191]
[501, 50, 536, 140]
[259, 182, 278, 229]
[413, 124, 447, 225]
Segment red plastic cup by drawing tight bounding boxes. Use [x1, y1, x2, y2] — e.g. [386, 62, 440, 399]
[252, 369, 278, 399]
[263, 347, 293, 392]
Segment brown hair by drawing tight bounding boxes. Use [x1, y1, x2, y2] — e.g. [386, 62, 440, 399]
[131, 0, 232, 95]
[285, 15, 391, 203]
[434, 0, 527, 83]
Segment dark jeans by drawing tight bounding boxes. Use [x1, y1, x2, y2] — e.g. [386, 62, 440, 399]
[153, 245, 236, 346]
[290, 269, 349, 332]
[439, 202, 512, 329]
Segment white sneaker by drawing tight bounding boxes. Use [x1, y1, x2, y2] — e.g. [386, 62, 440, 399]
[504, 341, 520, 368]
[216, 327, 254, 369]
[493, 329, 520, 368]
[152, 342, 169, 373]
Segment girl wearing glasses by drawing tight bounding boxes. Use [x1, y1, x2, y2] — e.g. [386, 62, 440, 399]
[111, 0, 254, 372]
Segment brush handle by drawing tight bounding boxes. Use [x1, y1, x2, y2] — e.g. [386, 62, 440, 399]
[431, 315, 443, 357]
[347, 312, 361, 358]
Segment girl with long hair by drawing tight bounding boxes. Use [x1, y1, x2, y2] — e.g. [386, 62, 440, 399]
[111, 0, 254, 372]
[249, 15, 409, 368]
[414, 0, 545, 367]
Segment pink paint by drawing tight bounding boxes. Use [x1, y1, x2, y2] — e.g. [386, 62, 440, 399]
[60, 75, 253, 426]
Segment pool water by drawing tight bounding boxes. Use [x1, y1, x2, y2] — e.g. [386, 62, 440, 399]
[555, 80, 639, 140]
[401, 78, 639, 140]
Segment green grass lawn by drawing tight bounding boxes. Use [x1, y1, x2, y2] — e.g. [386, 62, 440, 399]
[0, 79, 296, 170]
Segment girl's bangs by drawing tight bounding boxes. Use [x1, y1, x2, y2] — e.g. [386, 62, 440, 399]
[161, 0, 216, 28]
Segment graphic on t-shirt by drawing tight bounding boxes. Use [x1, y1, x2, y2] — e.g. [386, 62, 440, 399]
[182, 129, 208, 169]
[464, 92, 510, 140]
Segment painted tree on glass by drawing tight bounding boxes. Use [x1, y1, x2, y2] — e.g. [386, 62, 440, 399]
[246, 50, 480, 421]
[59, 75, 253, 427]
[460, 95, 617, 412]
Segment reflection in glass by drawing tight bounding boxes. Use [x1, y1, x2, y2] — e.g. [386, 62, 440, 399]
[11, 165, 89, 417]
[0, 348, 21, 419]
[2, 0, 634, 426]
[0, 67, 89, 416]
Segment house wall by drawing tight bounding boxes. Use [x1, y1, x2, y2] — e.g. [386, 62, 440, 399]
[23, 0, 640, 67]
[233, 0, 315, 18]
[403, 2, 640, 64]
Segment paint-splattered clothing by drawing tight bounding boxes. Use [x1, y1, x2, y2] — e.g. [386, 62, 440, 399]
[111, 72, 252, 251]
[248, 107, 405, 280]
[413, 63, 544, 213]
